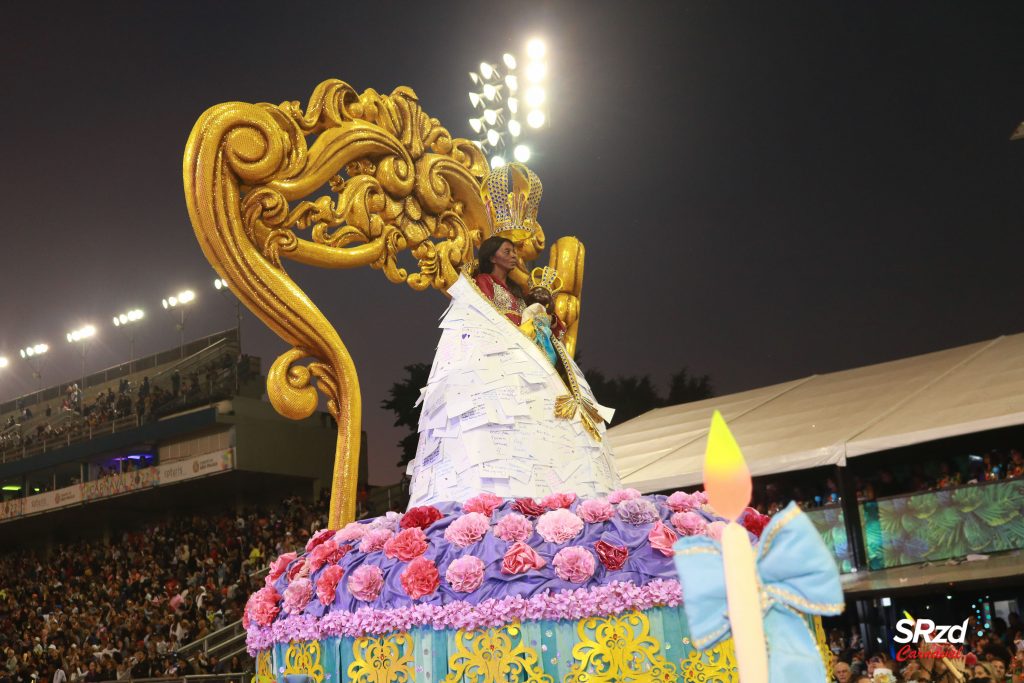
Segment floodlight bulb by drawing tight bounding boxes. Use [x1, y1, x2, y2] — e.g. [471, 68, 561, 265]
[505, 75, 518, 92]
[527, 110, 546, 128]
[486, 129, 500, 146]
[502, 53, 517, 69]
[483, 83, 497, 100]
[468, 92, 482, 108]
[479, 62, 494, 80]
[0, 357, 7, 368]
[162, 299, 169, 309]
[513, 145, 531, 162]
[508, 120, 521, 137]
[483, 109, 498, 125]
[526, 39, 546, 60]
[469, 72, 479, 84]
[508, 97, 518, 114]
[67, 333, 73, 343]
[179, 290, 195, 303]
[525, 62, 547, 82]
[168, 297, 178, 307]
[469, 118, 483, 133]
[20, 350, 26, 359]
[490, 155, 505, 168]
[113, 317, 121, 326]
[525, 86, 546, 107]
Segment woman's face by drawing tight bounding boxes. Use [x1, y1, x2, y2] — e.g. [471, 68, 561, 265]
[492, 241, 518, 272]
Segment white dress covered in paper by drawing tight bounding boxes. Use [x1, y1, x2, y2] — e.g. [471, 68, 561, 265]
[406, 275, 621, 507]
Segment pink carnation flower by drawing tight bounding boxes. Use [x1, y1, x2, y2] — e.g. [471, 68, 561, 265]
[462, 492, 504, 516]
[617, 498, 660, 525]
[245, 586, 281, 627]
[539, 492, 577, 510]
[666, 491, 700, 512]
[267, 552, 297, 582]
[553, 547, 596, 583]
[671, 511, 708, 536]
[706, 521, 727, 541]
[358, 528, 394, 553]
[493, 513, 533, 543]
[316, 565, 344, 606]
[305, 528, 336, 552]
[578, 498, 615, 523]
[383, 527, 429, 561]
[400, 557, 440, 600]
[307, 539, 345, 573]
[335, 522, 368, 542]
[347, 565, 384, 602]
[445, 556, 485, 593]
[536, 508, 584, 544]
[648, 521, 678, 557]
[607, 488, 642, 504]
[282, 577, 312, 614]
[444, 512, 490, 548]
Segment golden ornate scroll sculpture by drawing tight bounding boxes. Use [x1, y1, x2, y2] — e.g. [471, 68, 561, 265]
[565, 610, 678, 683]
[184, 79, 585, 528]
[443, 623, 553, 683]
[349, 632, 415, 683]
[283, 641, 325, 683]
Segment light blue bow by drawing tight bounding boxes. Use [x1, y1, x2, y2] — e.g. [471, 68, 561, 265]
[672, 502, 844, 682]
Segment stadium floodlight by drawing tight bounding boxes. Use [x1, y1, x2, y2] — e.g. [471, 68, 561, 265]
[483, 83, 499, 101]
[214, 278, 229, 290]
[468, 92, 483, 108]
[490, 155, 505, 168]
[0, 356, 7, 369]
[19, 343, 49, 388]
[525, 61, 547, 82]
[469, 118, 483, 133]
[66, 325, 96, 344]
[525, 86, 546, 108]
[483, 109, 498, 126]
[526, 38, 546, 60]
[527, 110, 546, 128]
[514, 145, 531, 163]
[66, 325, 97, 402]
[505, 75, 518, 92]
[486, 129, 500, 147]
[214, 274, 244, 351]
[113, 308, 144, 327]
[162, 289, 195, 358]
[479, 62, 496, 80]
[508, 120, 521, 137]
[112, 308, 145, 370]
[502, 53, 517, 69]
[507, 97, 519, 114]
[469, 72, 480, 84]
[19, 344, 48, 359]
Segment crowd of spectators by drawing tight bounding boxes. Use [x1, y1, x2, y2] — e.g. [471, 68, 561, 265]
[828, 615, 1024, 682]
[0, 491, 329, 683]
[751, 447, 1024, 515]
[0, 354, 254, 459]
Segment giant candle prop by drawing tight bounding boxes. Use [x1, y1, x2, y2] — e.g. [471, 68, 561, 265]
[703, 411, 769, 683]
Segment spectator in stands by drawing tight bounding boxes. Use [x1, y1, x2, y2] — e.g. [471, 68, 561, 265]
[171, 370, 181, 398]
[833, 660, 852, 682]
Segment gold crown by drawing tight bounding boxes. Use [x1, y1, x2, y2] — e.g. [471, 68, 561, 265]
[480, 162, 543, 242]
[529, 266, 563, 296]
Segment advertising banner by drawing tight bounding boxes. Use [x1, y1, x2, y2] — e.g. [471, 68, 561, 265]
[157, 448, 233, 485]
[81, 467, 159, 502]
[26, 485, 84, 515]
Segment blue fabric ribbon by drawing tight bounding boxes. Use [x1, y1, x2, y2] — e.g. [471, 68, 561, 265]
[672, 501, 844, 682]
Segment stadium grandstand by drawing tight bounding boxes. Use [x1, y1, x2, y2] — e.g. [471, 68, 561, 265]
[0, 330, 401, 683]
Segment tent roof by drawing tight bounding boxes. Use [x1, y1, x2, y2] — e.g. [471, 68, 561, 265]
[609, 333, 1024, 492]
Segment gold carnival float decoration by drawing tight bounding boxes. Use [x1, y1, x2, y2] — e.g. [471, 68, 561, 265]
[183, 79, 586, 528]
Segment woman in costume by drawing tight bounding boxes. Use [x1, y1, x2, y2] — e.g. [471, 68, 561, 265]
[405, 163, 619, 507]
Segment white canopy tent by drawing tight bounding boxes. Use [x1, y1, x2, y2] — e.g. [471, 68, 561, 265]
[609, 333, 1024, 492]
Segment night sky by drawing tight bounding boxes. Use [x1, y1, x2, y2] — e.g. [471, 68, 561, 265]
[2, 2, 1024, 485]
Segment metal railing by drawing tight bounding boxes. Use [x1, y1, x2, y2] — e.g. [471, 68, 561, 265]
[1, 414, 140, 463]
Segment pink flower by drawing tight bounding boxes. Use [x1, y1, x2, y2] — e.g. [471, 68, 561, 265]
[540, 492, 577, 510]
[493, 513, 533, 543]
[462, 492, 504, 516]
[347, 565, 384, 602]
[400, 557, 440, 599]
[666, 491, 700, 512]
[305, 528, 337, 552]
[741, 508, 771, 538]
[552, 547, 596, 583]
[282, 577, 312, 614]
[511, 498, 545, 517]
[578, 498, 615, 523]
[691, 491, 709, 507]
[444, 512, 490, 548]
[445, 556, 485, 593]
[648, 521, 678, 557]
[706, 521, 727, 541]
[335, 522, 368, 542]
[501, 541, 547, 575]
[607, 488, 642, 504]
[267, 552, 296, 582]
[369, 511, 404, 533]
[288, 557, 310, 581]
[245, 586, 280, 627]
[671, 511, 708, 536]
[358, 528, 394, 553]
[383, 527, 429, 561]
[307, 540, 346, 573]
[617, 498, 660, 525]
[316, 565, 344, 606]
[535, 509, 584, 544]
[401, 506, 443, 530]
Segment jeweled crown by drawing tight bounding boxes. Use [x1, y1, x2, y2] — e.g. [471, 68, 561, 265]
[529, 266, 563, 296]
[480, 162, 543, 242]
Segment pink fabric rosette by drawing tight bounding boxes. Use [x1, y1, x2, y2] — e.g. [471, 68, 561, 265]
[535, 508, 584, 544]
[578, 498, 615, 523]
[648, 521, 678, 557]
[552, 546, 596, 583]
[443, 512, 490, 548]
[741, 507, 770, 538]
[358, 528, 394, 553]
[607, 488, 642, 504]
[267, 552, 297, 582]
[316, 565, 344, 606]
[444, 555, 485, 593]
[347, 565, 384, 602]
[511, 498, 545, 517]
[500, 541, 547, 575]
[400, 557, 440, 599]
[307, 539, 347, 573]
[400, 505, 444, 530]
[383, 527, 429, 561]
[282, 577, 312, 614]
[666, 491, 698, 512]
[462, 492, 504, 516]
[334, 521, 368, 542]
[305, 528, 337, 552]
[594, 540, 628, 570]
[671, 511, 708, 536]
[493, 513, 533, 543]
[616, 498, 660, 525]
[706, 521, 727, 541]
[539, 492, 577, 510]
[246, 586, 281, 627]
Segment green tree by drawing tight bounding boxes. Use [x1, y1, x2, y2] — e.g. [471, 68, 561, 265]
[583, 367, 714, 425]
[381, 362, 430, 467]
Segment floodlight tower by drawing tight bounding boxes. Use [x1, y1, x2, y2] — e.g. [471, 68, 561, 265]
[18, 343, 49, 389]
[112, 308, 145, 372]
[213, 278, 242, 344]
[162, 289, 196, 358]
[66, 325, 97, 406]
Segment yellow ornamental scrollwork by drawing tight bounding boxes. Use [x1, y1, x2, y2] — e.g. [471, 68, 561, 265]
[564, 610, 678, 683]
[814, 616, 831, 681]
[443, 623, 553, 683]
[255, 650, 275, 683]
[348, 632, 415, 683]
[283, 641, 325, 683]
[679, 637, 738, 683]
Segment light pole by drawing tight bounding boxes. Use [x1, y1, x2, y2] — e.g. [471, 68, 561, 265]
[66, 325, 97, 411]
[467, 38, 550, 169]
[112, 308, 145, 373]
[213, 278, 242, 345]
[162, 289, 195, 359]
[18, 343, 49, 390]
